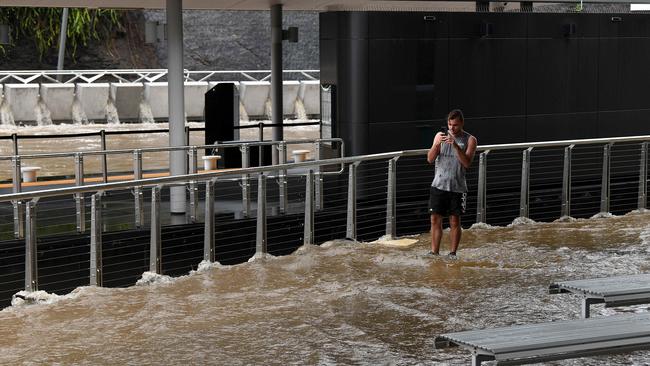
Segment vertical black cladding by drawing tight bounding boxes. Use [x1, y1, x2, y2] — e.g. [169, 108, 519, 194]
[320, 11, 650, 154]
[525, 13, 599, 141]
[319, 12, 369, 157]
[204, 83, 240, 168]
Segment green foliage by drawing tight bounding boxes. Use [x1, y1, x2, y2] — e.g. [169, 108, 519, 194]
[0, 7, 123, 60]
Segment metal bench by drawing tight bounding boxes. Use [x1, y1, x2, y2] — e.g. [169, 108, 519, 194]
[434, 313, 650, 365]
[549, 273, 650, 318]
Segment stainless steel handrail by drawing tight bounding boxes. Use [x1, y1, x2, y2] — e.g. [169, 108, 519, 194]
[2, 134, 650, 202]
[0, 151, 396, 203]
[4, 134, 649, 293]
[404, 135, 650, 156]
[0, 138, 344, 160]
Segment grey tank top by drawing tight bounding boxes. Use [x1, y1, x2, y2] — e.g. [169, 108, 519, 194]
[432, 131, 471, 193]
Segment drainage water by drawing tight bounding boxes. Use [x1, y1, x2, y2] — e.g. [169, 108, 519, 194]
[0, 213, 648, 365]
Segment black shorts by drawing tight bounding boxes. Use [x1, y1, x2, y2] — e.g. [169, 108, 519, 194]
[428, 186, 466, 216]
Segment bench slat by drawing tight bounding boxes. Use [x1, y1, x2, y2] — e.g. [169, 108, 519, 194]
[437, 313, 650, 354]
[496, 336, 650, 364]
[552, 274, 650, 297]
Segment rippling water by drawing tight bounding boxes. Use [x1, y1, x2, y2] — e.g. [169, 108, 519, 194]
[1, 213, 649, 365]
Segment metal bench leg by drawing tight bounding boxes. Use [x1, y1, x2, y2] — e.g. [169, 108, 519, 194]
[472, 354, 494, 366]
[582, 298, 601, 318]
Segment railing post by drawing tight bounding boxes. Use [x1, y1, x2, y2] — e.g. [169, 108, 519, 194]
[258, 122, 264, 165]
[346, 162, 359, 241]
[185, 125, 190, 146]
[133, 149, 144, 228]
[385, 157, 399, 239]
[240, 144, 251, 217]
[476, 151, 489, 223]
[204, 179, 215, 262]
[256, 174, 267, 255]
[519, 148, 533, 219]
[12, 133, 19, 156]
[11, 155, 24, 239]
[277, 142, 288, 214]
[150, 185, 162, 274]
[600, 143, 612, 214]
[188, 147, 198, 223]
[639, 142, 648, 210]
[315, 140, 324, 210]
[304, 170, 314, 245]
[561, 145, 574, 218]
[25, 199, 38, 292]
[100, 129, 108, 184]
[90, 192, 103, 287]
[74, 152, 85, 233]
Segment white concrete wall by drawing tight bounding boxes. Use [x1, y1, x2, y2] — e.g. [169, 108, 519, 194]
[110, 83, 144, 121]
[299, 80, 321, 117]
[239, 81, 270, 118]
[144, 82, 168, 119]
[5, 84, 39, 123]
[146, 81, 210, 121]
[2, 80, 321, 124]
[184, 81, 209, 120]
[41, 84, 75, 121]
[76, 83, 110, 121]
[283, 81, 300, 117]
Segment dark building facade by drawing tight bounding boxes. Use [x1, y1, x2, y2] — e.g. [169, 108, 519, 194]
[320, 11, 650, 156]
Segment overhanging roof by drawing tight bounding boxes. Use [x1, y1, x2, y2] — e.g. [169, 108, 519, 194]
[1, 0, 644, 11]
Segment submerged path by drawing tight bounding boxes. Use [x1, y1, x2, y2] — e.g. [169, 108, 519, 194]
[0, 212, 648, 365]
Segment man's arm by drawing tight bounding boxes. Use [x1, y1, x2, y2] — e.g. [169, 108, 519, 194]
[451, 135, 477, 169]
[427, 132, 444, 164]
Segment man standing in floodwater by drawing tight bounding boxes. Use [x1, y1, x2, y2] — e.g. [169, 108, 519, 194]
[426, 109, 477, 257]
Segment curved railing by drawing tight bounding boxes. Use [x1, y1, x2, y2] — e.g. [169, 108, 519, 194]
[0, 134, 647, 303]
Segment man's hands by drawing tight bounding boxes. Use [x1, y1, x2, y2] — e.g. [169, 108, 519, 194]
[427, 132, 445, 164]
[441, 134, 458, 148]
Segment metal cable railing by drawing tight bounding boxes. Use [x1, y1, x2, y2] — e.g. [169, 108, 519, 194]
[0, 121, 320, 158]
[0, 134, 647, 306]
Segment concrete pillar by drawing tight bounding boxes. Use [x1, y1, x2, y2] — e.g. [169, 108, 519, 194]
[271, 4, 283, 163]
[167, 0, 186, 213]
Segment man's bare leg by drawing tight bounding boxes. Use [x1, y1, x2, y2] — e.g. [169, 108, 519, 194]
[449, 215, 461, 254]
[430, 214, 443, 254]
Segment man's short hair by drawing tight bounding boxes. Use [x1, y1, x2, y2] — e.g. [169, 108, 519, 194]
[448, 109, 464, 123]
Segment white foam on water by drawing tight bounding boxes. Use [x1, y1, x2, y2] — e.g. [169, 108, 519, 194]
[70, 97, 88, 125]
[554, 215, 576, 223]
[591, 212, 616, 219]
[468, 222, 499, 230]
[368, 234, 419, 247]
[135, 271, 176, 286]
[35, 98, 52, 126]
[508, 216, 537, 227]
[191, 260, 224, 274]
[246, 252, 278, 263]
[9, 289, 82, 308]
[641, 226, 650, 246]
[294, 98, 308, 120]
[105, 98, 120, 124]
[239, 101, 249, 122]
[0, 95, 14, 126]
[138, 100, 155, 124]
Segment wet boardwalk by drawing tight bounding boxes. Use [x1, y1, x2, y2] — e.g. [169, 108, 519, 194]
[1, 212, 648, 365]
